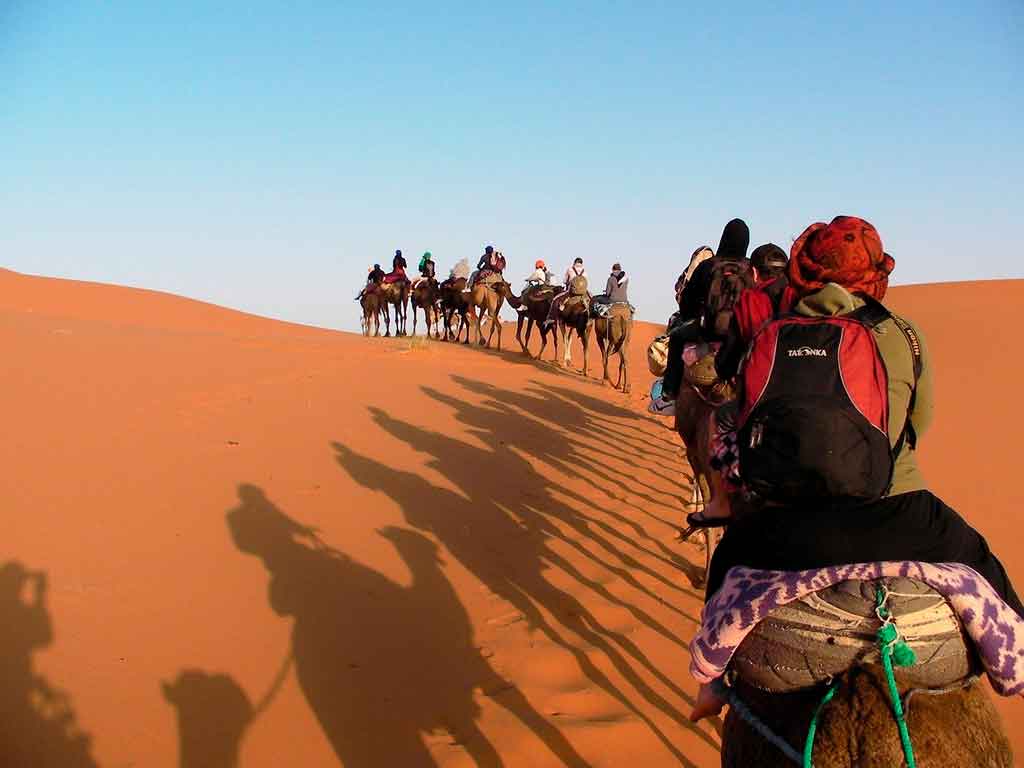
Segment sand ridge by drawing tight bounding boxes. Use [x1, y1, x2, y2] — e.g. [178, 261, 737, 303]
[2, 268, 1021, 766]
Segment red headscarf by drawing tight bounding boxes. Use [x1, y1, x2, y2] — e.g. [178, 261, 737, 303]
[789, 216, 895, 300]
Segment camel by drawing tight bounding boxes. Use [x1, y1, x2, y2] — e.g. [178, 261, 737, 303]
[378, 281, 409, 337]
[674, 384, 733, 587]
[557, 296, 592, 376]
[360, 290, 382, 337]
[495, 283, 560, 361]
[410, 279, 442, 339]
[440, 277, 473, 343]
[468, 278, 506, 350]
[593, 304, 633, 392]
[720, 664, 1012, 766]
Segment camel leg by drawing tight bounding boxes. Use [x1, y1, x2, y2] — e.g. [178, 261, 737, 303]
[581, 322, 591, 377]
[383, 304, 391, 337]
[412, 304, 418, 337]
[620, 325, 631, 393]
[602, 341, 612, 386]
[485, 313, 498, 348]
[516, 314, 527, 354]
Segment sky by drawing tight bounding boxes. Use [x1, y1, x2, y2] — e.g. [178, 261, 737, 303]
[3, 0, 1022, 331]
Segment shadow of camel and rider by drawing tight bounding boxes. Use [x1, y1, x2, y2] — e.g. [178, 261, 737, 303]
[0, 561, 101, 768]
[332, 375, 721, 765]
[221, 484, 588, 767]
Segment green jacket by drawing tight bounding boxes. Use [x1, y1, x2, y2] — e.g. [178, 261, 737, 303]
[793, 283, 933, 496]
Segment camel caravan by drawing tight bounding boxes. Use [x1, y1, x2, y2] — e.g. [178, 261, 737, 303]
[357, 246, 636, 392]
[355, 219, 1023, 765]
[647, 216, 1021, 766]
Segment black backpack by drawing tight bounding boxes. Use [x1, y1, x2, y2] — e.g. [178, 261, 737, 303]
[701, 259, 755, 337]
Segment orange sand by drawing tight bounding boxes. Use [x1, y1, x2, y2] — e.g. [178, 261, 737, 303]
[1, 268, 1021, 766]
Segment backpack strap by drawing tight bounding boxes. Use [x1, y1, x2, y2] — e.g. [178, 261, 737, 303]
[858, 295, 924, 451]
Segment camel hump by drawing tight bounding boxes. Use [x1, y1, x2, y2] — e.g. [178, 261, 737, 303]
[608, 302, 633, 319]
[723, 665, 1012, 767]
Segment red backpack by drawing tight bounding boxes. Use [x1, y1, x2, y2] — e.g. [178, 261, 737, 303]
[737, 297, 921, 503]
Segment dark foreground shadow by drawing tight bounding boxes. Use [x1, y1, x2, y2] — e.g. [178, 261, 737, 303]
[163, 653, 292, 768]
[225, 484, 587, 767]
[0, 561, 100, 768]
[163, 670, 253, 768]
[333, 376, 718, 765]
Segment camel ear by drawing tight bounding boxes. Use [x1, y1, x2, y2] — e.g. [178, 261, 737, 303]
[161, 681, 177, 702]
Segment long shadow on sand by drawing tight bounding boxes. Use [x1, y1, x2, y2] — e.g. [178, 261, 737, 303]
[224, 485, 587, 767]
[333, 376, 719, 765]
[0, 562, 101, 768]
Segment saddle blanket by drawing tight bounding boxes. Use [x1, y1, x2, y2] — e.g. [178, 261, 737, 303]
[690, 561, 1024, 696]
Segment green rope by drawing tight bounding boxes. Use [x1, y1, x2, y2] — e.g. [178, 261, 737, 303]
[875, 584, 917, 768]
[802, 678, 839, 767]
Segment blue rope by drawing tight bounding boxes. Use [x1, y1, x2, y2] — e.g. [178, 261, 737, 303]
[711, 678, 803, 765]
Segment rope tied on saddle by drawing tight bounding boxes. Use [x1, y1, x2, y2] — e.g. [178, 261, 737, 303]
[874, 582, 918, 768]
[801, 582, 919, 768]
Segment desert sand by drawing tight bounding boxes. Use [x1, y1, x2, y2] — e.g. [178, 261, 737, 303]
[2, 267, 1021, 767]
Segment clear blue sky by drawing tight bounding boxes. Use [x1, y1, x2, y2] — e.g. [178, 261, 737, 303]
[3, 1, 1021, 331]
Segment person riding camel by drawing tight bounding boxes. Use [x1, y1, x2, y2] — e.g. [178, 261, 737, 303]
[383, 249, 409, 284]
[545, 258, 588, 326]
[355, 263, 387, 301]
[688, 215, 1024, 721]
[650, 219, 751, 416]
[412, 251, 436, 289]
[713, 242, 792, 380]
[466, 245, 497, 290]
[516, 260, 553, 313]
[592, 263, 630, 316]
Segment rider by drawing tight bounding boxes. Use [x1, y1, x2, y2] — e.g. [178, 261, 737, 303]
[355, 263, 386, 301]
[689, 215, 1024, 719]
[649, 219, 750, 416]
[517, 260, 553, 313]
[592, 263, 629, 313]
[525, 259, 551, 287]
[546, 258, 588, 326]
[384, 249, 409, 283]
[412, 251, 436, 289]
[466, 245, 495, 290]
[714, 242, 791, 380]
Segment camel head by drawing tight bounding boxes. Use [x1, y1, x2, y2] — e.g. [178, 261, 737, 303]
[163, 669, 253, 768]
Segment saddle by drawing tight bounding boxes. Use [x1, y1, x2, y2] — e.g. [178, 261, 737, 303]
[591, 301, 634, 319]
[690, 562, 1024, 697]
[525, 283, 556, 300]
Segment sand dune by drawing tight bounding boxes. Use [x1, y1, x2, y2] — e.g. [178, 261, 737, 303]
[2, 268, 1021, 766]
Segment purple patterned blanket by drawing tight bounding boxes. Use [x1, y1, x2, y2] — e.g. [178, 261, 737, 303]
[690, 561, 1024, 696]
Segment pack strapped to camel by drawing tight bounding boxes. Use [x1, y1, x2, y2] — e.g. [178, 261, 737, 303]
[647, 335, 669, 376]
[693, 562, 1024, 766]
[476, 270, 504, 288]
[568, 274, 588, 297]
[591, 300, 634, 319]
[682, 341, 735, 404]
[525, 284, 556, 300]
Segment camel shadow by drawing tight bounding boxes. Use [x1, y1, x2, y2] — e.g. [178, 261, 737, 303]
[0, 561, 101, 768]
[333, 379, 719, 764]
[224, 484, 587, 767]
